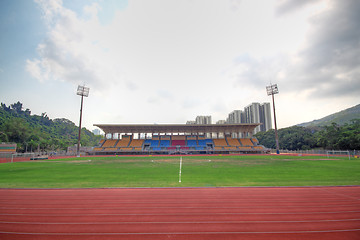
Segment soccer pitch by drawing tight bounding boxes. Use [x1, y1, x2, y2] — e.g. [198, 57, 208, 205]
[0, 155, 359, 188]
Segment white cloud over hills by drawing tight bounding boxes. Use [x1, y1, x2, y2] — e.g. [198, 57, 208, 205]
[24, 0, 360, 128]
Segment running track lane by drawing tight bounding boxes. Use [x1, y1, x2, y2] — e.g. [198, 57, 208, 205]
[0, 187, 359, 240]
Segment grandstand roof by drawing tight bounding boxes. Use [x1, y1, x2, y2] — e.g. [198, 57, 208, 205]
[94, 123, 261, 134]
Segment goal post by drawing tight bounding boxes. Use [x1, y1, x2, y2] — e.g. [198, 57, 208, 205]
[11, 153, 35, 163]
[326, 150, 351, 160]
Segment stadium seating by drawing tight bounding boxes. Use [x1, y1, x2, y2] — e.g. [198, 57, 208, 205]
[150, 140, 159, 147]
[172, 135, 186, 140]
[0, 144, 16, 153]
[172, 140, 185, 146]
[187, 140, 197, 147]
[197, 140, 206, 147]
[253, 146, 264, 150]
[200, 139, 213, 146]
[161, 135, 171, 140]
[104, 147, 118, 151]
[187, 136, 197, 140]
[238, 146, 253, 151]
[120, 147, 133, 151]
[224, 146, 238, 150]
[102, 140, 118, 148]
[116, 138, 131, 148]
[129, 139, 144, 148]
[152, 135, 160, 140]
[213, 139, 227, 147]
[226, 137, 241, 146]
[93, 136, 263, 154]
[160, 140, 170, 148]
[240, 138, 254, 146]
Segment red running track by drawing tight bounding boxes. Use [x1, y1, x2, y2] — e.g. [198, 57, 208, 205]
[0, 187, 359, 240]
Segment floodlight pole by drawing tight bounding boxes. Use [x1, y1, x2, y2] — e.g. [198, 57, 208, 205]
[76, 85, 89, 157]
[266, 84, 280, 154]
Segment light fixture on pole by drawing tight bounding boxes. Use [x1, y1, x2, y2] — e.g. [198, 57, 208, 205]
[266, 84, 280, 154]
[76, 85, 90, 157]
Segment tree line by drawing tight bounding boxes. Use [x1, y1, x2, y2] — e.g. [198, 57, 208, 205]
[255, 120, 360, 151]
[0, 101, 101, 152]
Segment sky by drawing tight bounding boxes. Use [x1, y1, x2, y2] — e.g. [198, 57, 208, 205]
[0, 0, 359, 132]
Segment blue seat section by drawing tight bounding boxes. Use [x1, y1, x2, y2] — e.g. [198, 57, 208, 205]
[144, 139, 152, 144]
[187, 140, 197, 147]
[195, 147, 204, 150]
[160, 140, 170, 147]
[198, 140, 207, 147]
[150, 140, 159, 147]
[152, 147, 161, 151]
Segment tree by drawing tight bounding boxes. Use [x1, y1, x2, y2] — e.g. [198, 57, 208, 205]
[0, 101, 102, 152]
[10, 101, 23, 114]
[0, 132, 8, 142]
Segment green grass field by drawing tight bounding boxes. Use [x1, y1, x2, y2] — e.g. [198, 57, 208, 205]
[0, 155, 359, 188]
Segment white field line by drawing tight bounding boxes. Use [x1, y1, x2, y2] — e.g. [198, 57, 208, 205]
[179, 157, 182, 183]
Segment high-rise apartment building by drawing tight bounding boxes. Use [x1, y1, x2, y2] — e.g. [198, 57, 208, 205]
[244, 102, 272, 134]
[186, 103, 271, 134]
[216, 120, 226, 124]
[195, 115, 212, 124]
[186, 116, 212, 125]
[259, 102, 272, 132]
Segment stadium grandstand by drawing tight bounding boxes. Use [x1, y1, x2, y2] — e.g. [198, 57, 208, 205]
[92, 124, 268, 155]
[0, 143, 17, 162]
[0, 143, 16, 153]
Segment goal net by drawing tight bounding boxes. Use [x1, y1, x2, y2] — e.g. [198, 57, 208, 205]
[11, 153, 35, 163]
[326, 150, 351, 160]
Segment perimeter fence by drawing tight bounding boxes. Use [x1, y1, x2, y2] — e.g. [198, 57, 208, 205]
[274, 149, 360, 157]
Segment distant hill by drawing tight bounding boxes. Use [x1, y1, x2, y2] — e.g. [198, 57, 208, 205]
[0, 101, 101, 152]
[298, 104, 360, 127]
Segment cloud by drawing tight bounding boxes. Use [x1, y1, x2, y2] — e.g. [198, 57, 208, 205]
[275, 0, 321, 16]
[288, 0, 360, 98]
[228, 0, 360, 100]
[26, 0, 120, 91]
[25, 0, 359, 128]
[226, 54, 287, 90]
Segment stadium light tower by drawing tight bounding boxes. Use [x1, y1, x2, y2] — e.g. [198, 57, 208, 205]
[266, 83, 280, 154]
[76, 85, 90, 157]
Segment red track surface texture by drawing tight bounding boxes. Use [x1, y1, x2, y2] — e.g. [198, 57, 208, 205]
[0, 187, 359, 240]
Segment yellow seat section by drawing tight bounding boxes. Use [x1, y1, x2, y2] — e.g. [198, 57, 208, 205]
[102, 140, 117, 148]
[226, 138, 241, 146]
[129, 139, 144, 148]
[213, 139, 227, 147]
[240, 138, 254, 146]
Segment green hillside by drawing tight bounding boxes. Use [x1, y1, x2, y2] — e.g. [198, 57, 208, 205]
[298, 104, 360, 127]
[0, 101, 101, 152]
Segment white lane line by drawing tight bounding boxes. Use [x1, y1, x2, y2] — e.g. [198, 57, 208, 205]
[1, 229, 360, 235]
[1, 219, 360, 224]
[1, 210, 360, 216]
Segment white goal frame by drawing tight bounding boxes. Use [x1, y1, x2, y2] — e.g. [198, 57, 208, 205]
[326, 150, 351, 160]
[11, 153, 35, 163]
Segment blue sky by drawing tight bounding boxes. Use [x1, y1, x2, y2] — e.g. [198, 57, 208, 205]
[1, 0, 359, 131]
